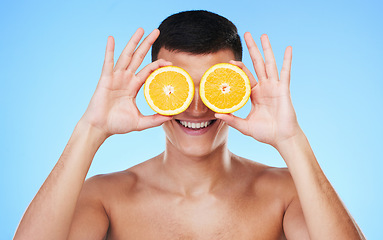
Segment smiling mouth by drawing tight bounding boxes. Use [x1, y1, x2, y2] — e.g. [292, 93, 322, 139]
[175, 119, 217, 130]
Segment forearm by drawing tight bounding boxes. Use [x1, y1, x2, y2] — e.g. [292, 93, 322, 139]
[14, 120, 108, 240]
[276, 130, 365, 240]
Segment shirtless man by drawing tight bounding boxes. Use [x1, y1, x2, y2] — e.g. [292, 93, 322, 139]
[14, 10, 365, 239]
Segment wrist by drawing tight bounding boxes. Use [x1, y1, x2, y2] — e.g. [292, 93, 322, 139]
[75, 118, 110, 147]
[274, 128, 319, 172]
[274, 128, 307, 156]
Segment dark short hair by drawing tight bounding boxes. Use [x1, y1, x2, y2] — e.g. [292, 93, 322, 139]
[152, 10, 242, 61]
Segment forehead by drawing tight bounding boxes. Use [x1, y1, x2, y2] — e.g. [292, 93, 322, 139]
[157, 48, 236, 81]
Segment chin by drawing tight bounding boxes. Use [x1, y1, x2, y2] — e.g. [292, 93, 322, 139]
[179, 140, 223, 159]
[163, 119, 229, 159]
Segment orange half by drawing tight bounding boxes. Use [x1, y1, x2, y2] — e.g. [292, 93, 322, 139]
[144, 66, 194, 115]
[200, 63, 251, 113]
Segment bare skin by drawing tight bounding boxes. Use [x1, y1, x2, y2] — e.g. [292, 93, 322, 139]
[14, 28, 365, 240]
[70, 153, 301, 239]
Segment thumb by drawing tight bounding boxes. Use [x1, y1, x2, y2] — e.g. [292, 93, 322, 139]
[215, 113, 250, 136]
[137, 114, 172, 131]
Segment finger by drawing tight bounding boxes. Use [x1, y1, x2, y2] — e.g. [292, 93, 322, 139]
[215, 113, 250, 136]
[129, 59, 172, 96]
[135, 59, 172, 81]
[244, 32, 267, 81]
[101, 36, 115, 77]
[114, 28, 145, 71]
[280, 46, 292, 87]
[229, 60, 257, 88]
[260, 34, 279, 81]
[137, 114, 172, 131]
[126, 29, 160, 74]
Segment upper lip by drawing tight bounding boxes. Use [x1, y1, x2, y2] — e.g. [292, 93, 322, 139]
[174, 119, 216, 123]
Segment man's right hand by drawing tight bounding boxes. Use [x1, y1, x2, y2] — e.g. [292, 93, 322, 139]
[14, 29, 171, 240]
[81, 28, 172, 138]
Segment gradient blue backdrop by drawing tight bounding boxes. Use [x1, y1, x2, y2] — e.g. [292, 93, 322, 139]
[1, 0, 382, 239]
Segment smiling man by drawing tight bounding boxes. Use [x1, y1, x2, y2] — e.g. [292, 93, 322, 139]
[14, 10, 365, 239]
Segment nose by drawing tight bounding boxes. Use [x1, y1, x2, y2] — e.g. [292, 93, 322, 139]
[186, 86, 209, 115]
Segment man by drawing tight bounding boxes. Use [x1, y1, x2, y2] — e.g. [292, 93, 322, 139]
[14, 10, 365, 239]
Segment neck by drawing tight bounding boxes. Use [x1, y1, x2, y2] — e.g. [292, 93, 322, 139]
[160, 140, 232, 197]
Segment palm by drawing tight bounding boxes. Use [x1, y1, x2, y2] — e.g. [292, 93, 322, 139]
[217, 33, 300, 147]
[87, 83, 140, 135]
[102, 91, 140, 135]
[247, 79, 298, 146]
[81, 29, 171, 137]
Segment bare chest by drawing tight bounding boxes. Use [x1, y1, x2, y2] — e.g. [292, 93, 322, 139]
[105, 191, 286, 240]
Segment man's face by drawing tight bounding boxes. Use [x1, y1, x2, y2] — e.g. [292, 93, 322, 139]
[157, 48, 236, 158]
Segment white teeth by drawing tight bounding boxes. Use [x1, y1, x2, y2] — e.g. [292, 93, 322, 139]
[179, 120, 213, 129]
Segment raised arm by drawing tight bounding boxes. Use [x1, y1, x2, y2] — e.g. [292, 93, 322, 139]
[14, 28, 172, 240]
[216, 32, 365, 239]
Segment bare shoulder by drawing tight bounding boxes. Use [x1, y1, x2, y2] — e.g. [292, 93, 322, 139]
[85, 168, 139, 196]
[69, 168, 142, 238]
[85, 170, 138, 191]
[235, 155, 292, 182]
[234, 155, 297, 206]
[82, 155, 159, 202]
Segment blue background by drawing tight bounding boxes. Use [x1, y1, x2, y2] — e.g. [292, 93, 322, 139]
[1, 0, 382, 239]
